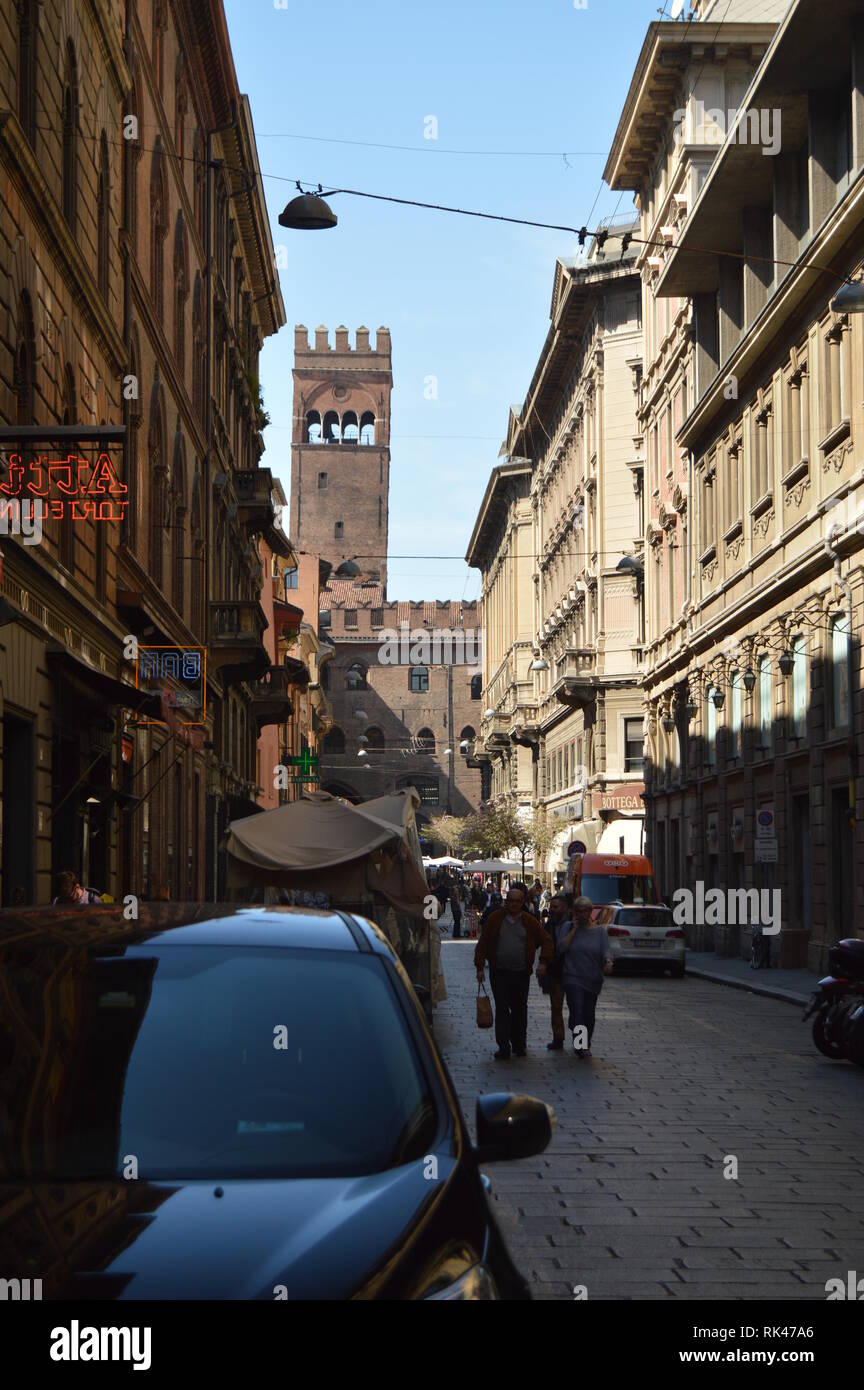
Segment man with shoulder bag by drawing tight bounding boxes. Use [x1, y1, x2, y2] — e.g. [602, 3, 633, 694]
[474, 882, 554, 1060]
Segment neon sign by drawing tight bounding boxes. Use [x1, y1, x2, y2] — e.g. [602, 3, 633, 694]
[0, 453, 127, 520]
[135, 646, 207, 727]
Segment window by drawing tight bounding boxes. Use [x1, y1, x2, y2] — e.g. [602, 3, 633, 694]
[306, 411, 322, 443]
[470, 674, 482, 700]
[14, 292, 35, 425]
[785, 363, 809, 472]
[726, 442, 741, 530]
[365, 726, 384, 754]
[410, 666, 429, 693]
[823, 322, 847, 438]
[360, 412, 375, 445]
[758, 653, 773, 751]
[334, 521, 344, 539]
[730, 671, 742, 758]
[17, 0, 38, 143]
[751, 404, 772, 502]
[322, 727, 345, 755]
[323, 410, 340, 443]
[320, 663, 330, 691]
[150, 148, 167, 321]
[416, 728, 435, 755]
[624, 717, 644, 774]
[371, 608, 384, 628]
[283, 566, 298, 590]
[706, 691, 717, 767]
[791, 635, 807, 739]
[460, 725, 475, 743]
[400, 775, 438, 805]
[97, 134, 110, 301]
[341, 411, 358, 443]
[345, 662, 366, 689]
[172, 446, 186, 620]
[152, 0, 166, 89]
[318, 471, 327, 489]
[344, 610, 358, 631]
[830, 613, 850, 729]
[62, 42, 79, 231]
[174, 215, 188, 375]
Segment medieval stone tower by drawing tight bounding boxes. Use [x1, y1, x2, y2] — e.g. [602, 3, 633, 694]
[290, 325, 392, 590]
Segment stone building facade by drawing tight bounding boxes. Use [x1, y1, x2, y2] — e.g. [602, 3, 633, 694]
[606, 0, 864, 967]
[0, 0, 286, 903]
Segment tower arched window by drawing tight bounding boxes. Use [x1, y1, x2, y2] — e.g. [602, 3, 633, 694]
[359, 411, 375, 445]
[345, 663, 367, 691]
[323, 726, 345, 755]
[416, 727, 435, 755]
[341, 411, 358, 442]
[365, 726, 385, 753]
[61, 41, 79, 231]
[460, 725, 476, 742]
[305, 410, 321, 443]
[323, 410, 340, 444]
[97, 132, 110, 301]
[17, 0, 38, 143]
[470, 674, 482, 700]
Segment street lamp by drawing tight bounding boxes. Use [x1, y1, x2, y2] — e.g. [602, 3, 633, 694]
[778, 649, 794, 677]
[530, 656, 550, 672]
[711, 687, 725, 711]
[743, 668, 756, 693]
[829, 280, 864, 313]
[278, 189, 338, 231]
[483, 707, 496, 718]
[662, 712, 676, 734]
[684, 699, 698, 721]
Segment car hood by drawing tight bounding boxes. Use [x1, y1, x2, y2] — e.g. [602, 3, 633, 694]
[2, 1162, 456, 1300]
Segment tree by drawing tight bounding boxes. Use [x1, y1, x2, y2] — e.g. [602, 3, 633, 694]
[426, 813, 467, 857]
[462, 803, 558, 879]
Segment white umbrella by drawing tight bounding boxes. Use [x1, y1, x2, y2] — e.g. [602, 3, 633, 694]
[464, 858, 524, 874]
[423, 855, 465, 868]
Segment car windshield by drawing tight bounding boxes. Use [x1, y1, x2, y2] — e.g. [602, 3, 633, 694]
[580, 874, 658, 905]
[0, 944, 439, 1181]
[616, 908, 673, 930]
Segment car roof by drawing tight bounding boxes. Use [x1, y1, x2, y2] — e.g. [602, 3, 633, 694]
[0, 904, 398, 957]
[606, 902, 670, 913]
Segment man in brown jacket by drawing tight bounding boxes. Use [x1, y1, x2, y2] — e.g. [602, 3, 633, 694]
[475, 883, 554, 1059]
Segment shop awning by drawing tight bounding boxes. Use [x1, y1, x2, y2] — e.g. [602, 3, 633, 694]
[45, 643, 162, 716]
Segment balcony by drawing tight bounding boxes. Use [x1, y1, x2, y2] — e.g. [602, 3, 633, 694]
[550, 648, 597, 709]
[249, 665, 296, 730]
[509, 707, 541, 748]
[209, 600, 270, 685]
[234, 468, 293, 559]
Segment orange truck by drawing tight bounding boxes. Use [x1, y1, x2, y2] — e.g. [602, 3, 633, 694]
[565, 852, 659, 909]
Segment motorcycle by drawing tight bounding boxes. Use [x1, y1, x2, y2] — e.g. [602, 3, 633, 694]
[803, 938, 864, 1066]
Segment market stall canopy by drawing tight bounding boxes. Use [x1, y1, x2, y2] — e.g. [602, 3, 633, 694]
[225, 788, 421, 872]
[464, 858, 524, 875]
[423, 856, 465, 868]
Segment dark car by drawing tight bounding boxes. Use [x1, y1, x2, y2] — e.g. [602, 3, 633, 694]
[0, 904, 552, 1300]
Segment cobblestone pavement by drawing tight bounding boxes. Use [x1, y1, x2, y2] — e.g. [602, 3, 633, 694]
[434, 936, 864, 1301]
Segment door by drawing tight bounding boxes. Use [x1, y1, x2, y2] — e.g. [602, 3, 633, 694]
[2, 714, 35, 904]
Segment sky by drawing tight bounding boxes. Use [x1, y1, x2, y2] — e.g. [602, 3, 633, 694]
[223, 0, 670, 602]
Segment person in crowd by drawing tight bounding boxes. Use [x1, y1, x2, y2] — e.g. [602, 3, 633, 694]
[449, 883, 463, 938]
[541, 892, 572, 1050]
[480, 882, 502, 923]
[52, 870, 103, 906]
[474, 882, 553, 1060]
[434, 872, 450, 919]
[555, 895, 612, 1059]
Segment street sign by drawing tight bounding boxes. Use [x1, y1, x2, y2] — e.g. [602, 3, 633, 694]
[756, 806, 775, 838]
[755, 840, 778, 863]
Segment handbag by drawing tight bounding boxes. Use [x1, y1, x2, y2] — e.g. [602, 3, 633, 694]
[476, 982, 493, 1029]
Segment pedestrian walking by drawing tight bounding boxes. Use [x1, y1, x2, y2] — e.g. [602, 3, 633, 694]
[52, 870, 103, 906]
[555, 895, 613, 1058]
[450, 885, 463, 938]
[474, 883, 553, 1060]
[540, 892, 571, 1050]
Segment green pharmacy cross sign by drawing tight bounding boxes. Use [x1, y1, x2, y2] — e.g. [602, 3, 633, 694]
[289, 750, 320, 784]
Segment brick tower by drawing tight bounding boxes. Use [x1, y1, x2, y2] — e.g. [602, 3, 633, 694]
[290, 325, 392, 590]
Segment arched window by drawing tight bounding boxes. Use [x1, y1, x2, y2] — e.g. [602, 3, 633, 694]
[14, 292, 35, 425]
[17, 0, 38, 143]
[125, 66, 142, 255]
[341, 410, 358, 443]
[124, 331, 141, 551]
[193, 130, 205, 239]
[174, 62, 187, 164]
[416, 727, 435, 755]
[305, 410, 321, 443]
[97, 132, 110, 301]
[470, 674, 482, 700]
[192, 274, 204, 419]
[323, 726, 345, 755]
[410, 665, 429, 693]
[149, 389, 166, 585]
[150, 144, 167, 321]
[172, 435, 187, 620]
[460, 725, 476, 742]
[59, 363, 77, 572]
[152, 0, 166, 91]
[360, 411, 375, 445]
[62, 41, 79, 231]
[174, 213, 188, 375]
[365, 726, 384, 753]
[345, 663, 368, 691]
[323, 410, 340, 444]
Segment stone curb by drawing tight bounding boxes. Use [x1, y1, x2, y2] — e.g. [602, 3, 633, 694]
[685, 964, 810, 1008]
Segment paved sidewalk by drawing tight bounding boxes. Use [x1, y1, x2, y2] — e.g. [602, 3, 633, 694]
[686, 951, 817, 1006]
[435, 939, 864, 1301]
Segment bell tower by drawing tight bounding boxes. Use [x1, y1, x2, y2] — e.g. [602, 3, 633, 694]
[290, 325, 392, 591]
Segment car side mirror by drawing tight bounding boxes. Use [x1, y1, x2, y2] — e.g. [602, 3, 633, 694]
[474, 1092, 554, 1163]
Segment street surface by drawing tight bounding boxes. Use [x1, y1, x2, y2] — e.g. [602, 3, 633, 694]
[435, 933, 864, 1300]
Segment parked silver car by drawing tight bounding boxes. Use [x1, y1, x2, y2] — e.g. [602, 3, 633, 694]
[597, 903, 686, 977]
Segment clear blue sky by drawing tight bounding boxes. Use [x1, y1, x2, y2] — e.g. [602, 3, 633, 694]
[223, 0, 663, 601]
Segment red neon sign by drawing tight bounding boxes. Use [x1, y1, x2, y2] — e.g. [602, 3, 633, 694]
[0, 453, 128, 520]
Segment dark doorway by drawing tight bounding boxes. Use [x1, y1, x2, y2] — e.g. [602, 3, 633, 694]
[2, 714, 35, 904]
[830, 785, 854, 936]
